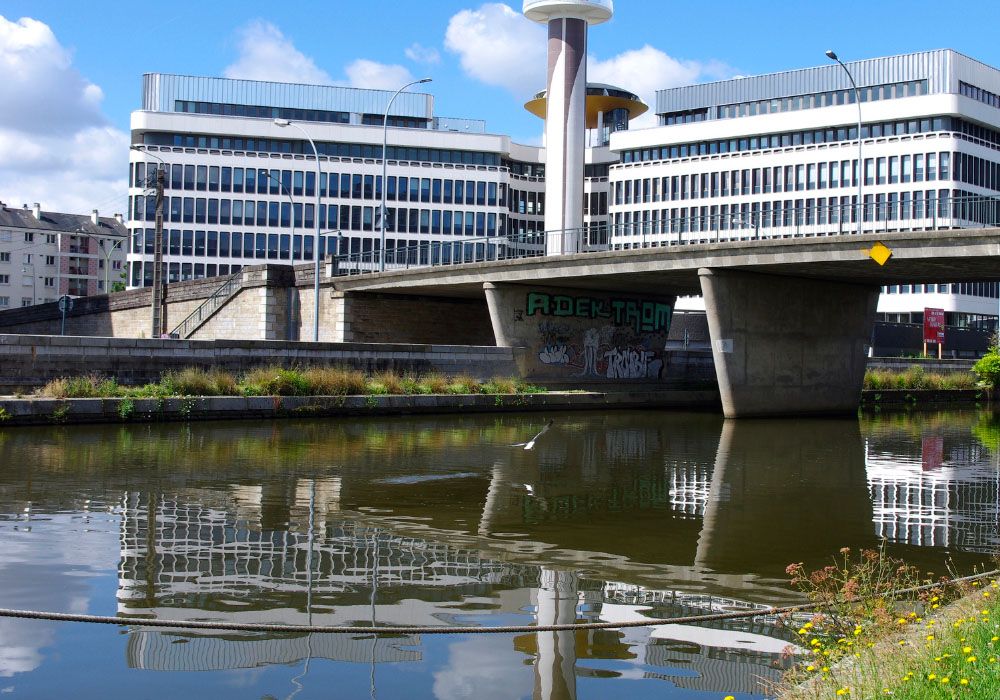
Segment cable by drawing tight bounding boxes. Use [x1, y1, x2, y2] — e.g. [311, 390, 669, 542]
[0, 569, 995, 637]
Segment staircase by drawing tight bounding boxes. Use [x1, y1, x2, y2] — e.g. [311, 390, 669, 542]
[170, 270, 244, 339]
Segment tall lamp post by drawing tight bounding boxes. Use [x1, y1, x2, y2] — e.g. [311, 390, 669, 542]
[130, 145, 167, 336]
[274, 119, 323, 342]
[380, 78, 432, 272]
[826, 50, 864, 235]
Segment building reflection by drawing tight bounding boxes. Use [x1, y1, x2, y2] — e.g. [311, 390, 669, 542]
[865, 417, 1000, 553]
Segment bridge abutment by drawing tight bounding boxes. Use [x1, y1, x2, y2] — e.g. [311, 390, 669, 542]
[699, 268, 878, 418]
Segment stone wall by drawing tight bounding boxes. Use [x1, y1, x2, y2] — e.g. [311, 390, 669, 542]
[331, 292, 495, 345]
[0, 334, 519, 390]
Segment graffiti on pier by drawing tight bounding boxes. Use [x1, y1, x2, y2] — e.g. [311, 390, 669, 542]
[526, 292, 673, 334]
[604, 347, 663, 380]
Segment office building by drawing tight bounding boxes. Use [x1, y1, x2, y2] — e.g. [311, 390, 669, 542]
[125, 73, 629, 288]
[609, 49, 1000, 329]
[0, 201, 128, 306]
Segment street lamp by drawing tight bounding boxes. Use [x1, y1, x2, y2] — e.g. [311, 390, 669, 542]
[274, 118, 322, 342]
[380, 78, 433, 272]
[826, 50, 864, 235]
[75, 229, 128, 293]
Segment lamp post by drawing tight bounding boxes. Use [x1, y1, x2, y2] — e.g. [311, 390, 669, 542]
[380, 78, 433, 272]
[826, 50, 864, 235]
[130, 145, 167, 336]
[75, 229, 128, 293]
[274, 119, 322, 342]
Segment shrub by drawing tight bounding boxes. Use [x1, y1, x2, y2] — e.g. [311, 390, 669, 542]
[420, 374, 450, 395]
[973, 346, 1000, 388]
[482, 377, 518, 395]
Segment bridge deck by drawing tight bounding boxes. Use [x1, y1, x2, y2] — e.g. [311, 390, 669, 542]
[331, 228, 1000, 298]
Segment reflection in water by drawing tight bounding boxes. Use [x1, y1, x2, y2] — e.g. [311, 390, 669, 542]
[0, 411, 997, 698]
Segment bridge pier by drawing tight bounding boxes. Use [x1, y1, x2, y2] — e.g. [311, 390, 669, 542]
[699, 268, 878, 418]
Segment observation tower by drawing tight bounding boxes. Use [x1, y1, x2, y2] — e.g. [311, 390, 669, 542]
[523, 0, 614, 254]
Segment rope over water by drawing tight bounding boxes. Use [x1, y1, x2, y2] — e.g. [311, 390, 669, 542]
[1, 569, 996, 636]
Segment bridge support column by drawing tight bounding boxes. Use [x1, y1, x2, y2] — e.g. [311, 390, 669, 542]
[699, 268, 878, 418]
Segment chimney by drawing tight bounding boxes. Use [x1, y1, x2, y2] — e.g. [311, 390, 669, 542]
[91, 209, 99, 226]
[114, 213, 123, 224]
[32, 203, 41, 219]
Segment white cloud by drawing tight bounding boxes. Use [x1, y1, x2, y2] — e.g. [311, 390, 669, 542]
[0, 15, 128, 214]
[0, 16, 105, 134]
[445, 3, 545, 99]
[224, 20, 333, 85]
[344, 59, 415, 91]
[405, 43, 441, 66]
[590, 46, 734, 128]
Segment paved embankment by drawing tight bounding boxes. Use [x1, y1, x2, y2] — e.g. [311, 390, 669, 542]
[0, 390, 721, 427]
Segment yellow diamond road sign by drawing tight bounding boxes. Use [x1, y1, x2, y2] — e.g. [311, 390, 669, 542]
[866, 242, 893, 266]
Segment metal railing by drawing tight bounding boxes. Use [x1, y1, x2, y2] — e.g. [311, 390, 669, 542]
[170, 268, 244, 339]
[331, 193, 1000, 278]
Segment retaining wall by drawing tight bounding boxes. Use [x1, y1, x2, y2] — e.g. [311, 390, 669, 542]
[0, 334, 519, 390]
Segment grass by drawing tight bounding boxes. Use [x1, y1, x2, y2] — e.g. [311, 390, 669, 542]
[864, 367, 979, 391]
[776, 580, 1000, 699]
[34, 366, 545, 399]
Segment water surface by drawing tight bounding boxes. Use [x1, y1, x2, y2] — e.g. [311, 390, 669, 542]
[0, 410, 997, 699]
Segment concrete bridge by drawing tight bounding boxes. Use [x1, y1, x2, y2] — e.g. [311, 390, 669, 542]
[331, 227, 1000, 417]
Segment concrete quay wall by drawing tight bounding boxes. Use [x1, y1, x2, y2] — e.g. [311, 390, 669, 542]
[0, 334, 519, 390]
[0, 390, 723, 427]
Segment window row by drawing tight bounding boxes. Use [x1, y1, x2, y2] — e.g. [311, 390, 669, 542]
[130, 212, 506, 260]
[130, 196, 507, 234]
[614, 152, 953, 205]
[610, 189, 971, 236]
[173, 100, 351, 124]
[711, 79, 928, 121]
[130, 164, 504, 206]
[882, 282, 1000, 299]
[622, 116, 956, 164]
[141, 132, 502, 166]
[959, 82, 1000, 111]
[509, 188, 546, 216]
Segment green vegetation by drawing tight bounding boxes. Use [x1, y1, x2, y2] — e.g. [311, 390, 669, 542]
[864, 366, 979, 391]
[776, 546, 999, 699]
[973, 346, 1000, 389]
[35, 367, 545, 399]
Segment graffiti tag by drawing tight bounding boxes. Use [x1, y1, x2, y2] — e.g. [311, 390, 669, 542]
[603, 347, 663, 380]
[526, 292, 672, 333]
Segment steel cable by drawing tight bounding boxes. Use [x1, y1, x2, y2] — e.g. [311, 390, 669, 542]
[0, 569, 995, 636]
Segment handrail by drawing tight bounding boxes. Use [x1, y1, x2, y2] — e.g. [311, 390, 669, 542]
[169, 269, 244, 339]
[330, 193, 1000, 278]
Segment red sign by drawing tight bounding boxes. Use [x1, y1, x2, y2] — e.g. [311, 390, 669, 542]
[924, 308, 945, 344]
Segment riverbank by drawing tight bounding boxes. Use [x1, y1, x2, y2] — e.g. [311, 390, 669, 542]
[0, 389, 722, 426]
[777, 580, 1000, 699]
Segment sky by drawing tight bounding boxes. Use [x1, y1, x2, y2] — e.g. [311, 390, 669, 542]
[4, 0, 1000, 216]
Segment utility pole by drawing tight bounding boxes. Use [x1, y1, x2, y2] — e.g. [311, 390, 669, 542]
[151, 166, 165, 337]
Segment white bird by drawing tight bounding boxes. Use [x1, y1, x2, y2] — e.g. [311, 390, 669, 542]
[511, 420, 554, 451]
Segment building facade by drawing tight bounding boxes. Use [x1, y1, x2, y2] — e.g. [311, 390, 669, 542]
[125, 74, 619, 288]
[0, 202, 128, 307]
[609, 49, 1000, 329]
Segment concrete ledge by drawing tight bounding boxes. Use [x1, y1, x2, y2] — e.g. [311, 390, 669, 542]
[0, 390, 720, 426]
[860, 388, 991, 409]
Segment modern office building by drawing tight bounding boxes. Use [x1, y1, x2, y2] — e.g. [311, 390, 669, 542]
[0, 201, 128, 306]
[608, 49, 1000, 329]
[125, 73, 627, 288]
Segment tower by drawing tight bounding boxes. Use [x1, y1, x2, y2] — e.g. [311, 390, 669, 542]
[523, 0, 614, 254]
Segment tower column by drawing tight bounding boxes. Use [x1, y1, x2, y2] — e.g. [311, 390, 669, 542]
[524, 1, 614, 256]
[544, 16, 588, 254]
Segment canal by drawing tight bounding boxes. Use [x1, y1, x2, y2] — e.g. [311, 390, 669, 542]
[0, 410, 997, 699]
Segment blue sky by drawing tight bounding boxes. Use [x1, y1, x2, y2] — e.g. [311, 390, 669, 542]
[4, 0, 1000, 214]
